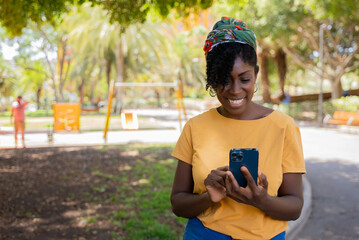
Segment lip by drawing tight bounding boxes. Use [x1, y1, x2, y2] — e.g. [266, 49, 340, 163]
[228, 97, 246, 107]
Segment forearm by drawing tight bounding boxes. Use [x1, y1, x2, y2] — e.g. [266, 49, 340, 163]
[171, 191, 214, 218]
[257, 194, 303, 221]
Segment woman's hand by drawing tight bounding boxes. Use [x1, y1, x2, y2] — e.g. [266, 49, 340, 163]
[204, 166, 229, 203]
[225, 166, 269, 209]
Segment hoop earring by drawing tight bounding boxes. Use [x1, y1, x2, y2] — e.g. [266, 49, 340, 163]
[254, 83, 259, 93]
[209, 88, 217, 97]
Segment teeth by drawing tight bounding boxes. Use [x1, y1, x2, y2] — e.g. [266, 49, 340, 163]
[229, 99, 244, 104]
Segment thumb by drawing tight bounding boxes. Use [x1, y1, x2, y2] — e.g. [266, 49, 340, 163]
[258, 170, 268, 190]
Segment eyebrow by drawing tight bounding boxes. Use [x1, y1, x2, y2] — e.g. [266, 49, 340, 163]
[237, 70, 251, 76]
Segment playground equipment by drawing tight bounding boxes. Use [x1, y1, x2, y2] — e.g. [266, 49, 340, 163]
[121, 111, 139, 130]
[53, 103, 81, 132]
[103, 80, 187, 140]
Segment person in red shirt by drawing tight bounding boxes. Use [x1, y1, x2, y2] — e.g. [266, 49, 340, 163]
[10, 96, 29, 148]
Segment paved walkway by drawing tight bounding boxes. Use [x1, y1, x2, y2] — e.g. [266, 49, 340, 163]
[296, 125, 359, 240]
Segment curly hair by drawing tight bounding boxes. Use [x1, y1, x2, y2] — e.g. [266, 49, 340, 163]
[205, 42, 258, 95]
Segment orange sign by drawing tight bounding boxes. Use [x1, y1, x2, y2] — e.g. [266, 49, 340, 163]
[53, 103, 80, 131]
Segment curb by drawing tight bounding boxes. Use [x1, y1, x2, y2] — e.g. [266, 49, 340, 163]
[286, 175, 312, 240]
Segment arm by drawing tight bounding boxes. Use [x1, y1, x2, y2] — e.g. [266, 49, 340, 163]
[10, 107, 14, 124]
[170, 160, 228, 218]
[226, 167, 303, 221]
[170, 160, 213, 218]
[261, 173, 304, 220]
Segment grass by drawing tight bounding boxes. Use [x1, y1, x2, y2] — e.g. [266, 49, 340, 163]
[0, 144, 188, 239]
[97, 144, 186, 239]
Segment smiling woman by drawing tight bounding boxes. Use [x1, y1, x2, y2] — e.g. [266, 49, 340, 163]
[170, 17, 306, 240]
[208, 43, 265, 120]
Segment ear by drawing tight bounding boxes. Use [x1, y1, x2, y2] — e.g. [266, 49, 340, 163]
[255, 65, 259, 77]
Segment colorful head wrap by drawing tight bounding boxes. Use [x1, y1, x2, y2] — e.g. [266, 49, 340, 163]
[203, 17, 257, 54]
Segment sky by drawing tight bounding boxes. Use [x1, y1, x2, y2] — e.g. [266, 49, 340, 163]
[1, 42, 18, 60]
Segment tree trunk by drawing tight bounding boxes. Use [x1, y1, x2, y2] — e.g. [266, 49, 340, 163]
[57, 40, 66, 102]
[36, 87, 42, 110]
[275, 48, 287, 101]
[106, 59, 112, 90]
[113, 35, 124, 114]
[155, 90, 161, 108]
[78, 77, 85, 105]
[51, 76, 59, 102]
[330, 76, 343, 99]
[259, 47, 271, 103]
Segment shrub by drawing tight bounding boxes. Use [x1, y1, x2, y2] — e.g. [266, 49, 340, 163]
[332, 96, 359, 112]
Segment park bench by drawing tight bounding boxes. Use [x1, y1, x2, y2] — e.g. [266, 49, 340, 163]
[81, 106, 100, 114]
[324, 111, 359, 126]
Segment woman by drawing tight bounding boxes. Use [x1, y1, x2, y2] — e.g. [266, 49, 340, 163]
[171, 17, 306, 240]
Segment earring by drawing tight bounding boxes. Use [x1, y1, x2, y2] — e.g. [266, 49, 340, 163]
[254, 83, 259, 93]
[209, 88, 217, 97]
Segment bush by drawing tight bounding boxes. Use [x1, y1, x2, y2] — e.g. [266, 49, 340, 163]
[332, 96, 359, 112]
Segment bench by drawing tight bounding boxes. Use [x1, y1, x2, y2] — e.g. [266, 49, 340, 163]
[324, 111, 359, 126]
[81, 107, 100, 113]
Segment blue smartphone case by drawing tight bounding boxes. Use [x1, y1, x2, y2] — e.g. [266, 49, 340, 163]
[229, 148, 259, 188]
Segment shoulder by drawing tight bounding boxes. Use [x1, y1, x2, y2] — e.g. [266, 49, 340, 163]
[182, 108, 218, 134]
[269, 111, 300, 136]
[271, 110, 294, 123]
[189, 108, 216, 123]
[255, 105, 297, 129]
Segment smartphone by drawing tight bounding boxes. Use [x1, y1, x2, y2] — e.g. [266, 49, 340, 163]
[229, 148, 259, 188]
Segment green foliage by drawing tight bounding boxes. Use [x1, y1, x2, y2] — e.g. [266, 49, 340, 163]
[0, 0, 75, 37]
[0, 0, 214, 37]
[0, 57, 18, 98]
[301, 0, 359, 23]
[332, 96, 359, 112]
[92, 0, 213, 27]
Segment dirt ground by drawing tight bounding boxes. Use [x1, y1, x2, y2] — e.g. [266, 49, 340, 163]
[0, 145, 180, 240]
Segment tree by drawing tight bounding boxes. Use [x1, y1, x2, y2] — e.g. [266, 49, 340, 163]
[216, 0, 359, 100]
[20, 60, 47, 109]
[12, 23, 63, 102]
[0, 0, 214, 37]
[255, 0, 359, 99]
[0, 58, 18, 101]
[277, 17, 359, 99]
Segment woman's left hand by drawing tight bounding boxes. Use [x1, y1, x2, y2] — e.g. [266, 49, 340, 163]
[225, 166, 269, 208]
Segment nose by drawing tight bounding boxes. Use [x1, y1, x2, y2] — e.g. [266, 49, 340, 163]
[228, 79, 242, 94]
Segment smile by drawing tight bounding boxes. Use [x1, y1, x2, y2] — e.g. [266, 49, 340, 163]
[228, 98, 244, 104]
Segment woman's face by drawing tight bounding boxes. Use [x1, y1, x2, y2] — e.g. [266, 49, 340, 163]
[216, 56, 257, 120]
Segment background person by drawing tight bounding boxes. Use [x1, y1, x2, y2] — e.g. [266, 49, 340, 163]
[171, 17, 306, 240]
[10, 96, 29, 148]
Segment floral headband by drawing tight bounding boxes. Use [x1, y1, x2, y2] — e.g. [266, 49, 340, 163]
[203, 17, 257, 54]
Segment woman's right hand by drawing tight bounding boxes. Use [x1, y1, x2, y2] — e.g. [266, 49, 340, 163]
[204, 166, 229, 203]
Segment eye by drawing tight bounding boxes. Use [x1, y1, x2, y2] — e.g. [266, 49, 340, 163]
[240, 79, 251, 83]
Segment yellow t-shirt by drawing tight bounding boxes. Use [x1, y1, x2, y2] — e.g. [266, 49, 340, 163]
[172, 108, 306, 239]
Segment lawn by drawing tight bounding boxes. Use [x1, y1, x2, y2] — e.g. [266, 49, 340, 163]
[0, 144, 187, 240]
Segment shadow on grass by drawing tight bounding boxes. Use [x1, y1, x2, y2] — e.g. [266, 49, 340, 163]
[0, 145, 186, 240]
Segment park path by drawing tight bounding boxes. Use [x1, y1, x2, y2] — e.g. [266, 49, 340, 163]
[297, 125, 359, 240]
